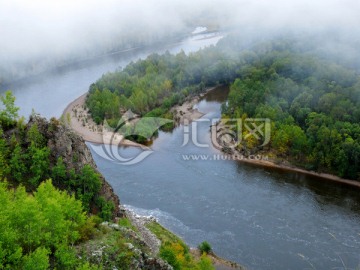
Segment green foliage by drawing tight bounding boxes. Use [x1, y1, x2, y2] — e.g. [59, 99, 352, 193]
[77, 164, 102, 212]
[147, 221, 215, 270]
[160, 245, 181, 270]
[55, 245, 78, 269]
[146, 221, 187, 247]
[86, 34, 359, 179]
[0, 128, 10, 178]
[22, 247, 50, 270]
[118, 217, 138, 232]
[0, 97, 126, 268]
[28, 144, 50, 188]
[51, 157, 67, 186]
[197, 254, 215, 270]
[96, 196, 115, 221]
[27, 123, 46, 148]
[0, 107, 116, 218]
[0, 180, 88, 269]
[198, 241, 212, 254]
[0, 90, 19, 129]
[223, 40, 360, 180]
[79, 215, 102, 242]
[76, 262, 101, 270]
[85, 48, 236, 127]
[78, 227, 138, 270]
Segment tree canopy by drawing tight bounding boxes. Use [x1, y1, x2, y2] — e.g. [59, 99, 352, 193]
[0, 90, 19, 129]
[86, 35, 360, 180]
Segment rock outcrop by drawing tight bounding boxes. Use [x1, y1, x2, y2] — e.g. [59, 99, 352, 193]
[28, 114, 122, 219]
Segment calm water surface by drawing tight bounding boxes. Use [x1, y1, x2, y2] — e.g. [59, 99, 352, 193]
[90, 87, 360, 270]
[2, 32, 360, 270]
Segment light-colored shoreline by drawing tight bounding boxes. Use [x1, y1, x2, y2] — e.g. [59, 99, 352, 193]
[172, 96, 204, 125]
[62, 93, 149, 149]
[64, 89, 360, 188]
[63, 89, 210, 148]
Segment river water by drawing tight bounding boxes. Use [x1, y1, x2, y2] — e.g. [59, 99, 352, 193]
[2, 32, 360, 270]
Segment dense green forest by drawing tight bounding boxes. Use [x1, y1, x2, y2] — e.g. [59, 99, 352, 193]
[85, 47, 237, 127]
[0, 91, 216, 269]
[222, 41, 360, 180]
[86, 35, 360, 180]
[0, 91, 115, 268]
[0, 91, 114, 217]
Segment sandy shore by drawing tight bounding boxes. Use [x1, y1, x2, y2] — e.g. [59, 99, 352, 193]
[171, 86, 219, 125]
[62, 93, 148, 149]
[64, 89, 360, 188]
[172, 96, 204, 125]
[63, 90, 209, 147]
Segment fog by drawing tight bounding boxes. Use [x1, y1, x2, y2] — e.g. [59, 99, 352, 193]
[1, 0, 359, 83]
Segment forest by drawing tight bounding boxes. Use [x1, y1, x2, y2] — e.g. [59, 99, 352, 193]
[85, 47, 237, 127]
[0, 91, 216, 269]
[85, 35, 360, 180]
[0, 91, 115, 268]
[222, 40, 360, 180]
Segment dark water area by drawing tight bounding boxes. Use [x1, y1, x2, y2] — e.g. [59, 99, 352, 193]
[90, 86, 360, 270]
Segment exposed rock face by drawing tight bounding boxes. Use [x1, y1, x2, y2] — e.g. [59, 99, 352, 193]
[121, 206, 161, 256]
[142, 257, 173, 270]
[98, 222, 173, 270]
[28, 115, 122, 219]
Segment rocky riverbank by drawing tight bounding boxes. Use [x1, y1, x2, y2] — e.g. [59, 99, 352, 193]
[62, 89, 247, 269]
[121, 205, 245, 270]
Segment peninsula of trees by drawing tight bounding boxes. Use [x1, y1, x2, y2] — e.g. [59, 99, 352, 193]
[85, 35, 360, 180]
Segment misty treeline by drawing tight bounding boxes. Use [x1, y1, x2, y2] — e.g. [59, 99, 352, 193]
[0, 28, 188, 86]
[86, 34, 360, 180]
[0, 92, 119, 268]
[222, 40, 360, 180]
[86, 46, 236, 126]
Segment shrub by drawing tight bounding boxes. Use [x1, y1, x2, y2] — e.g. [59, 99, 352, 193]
[198, 241, 212, 254]
[159, 245, 181, 270]
[198, 253, 215, 270]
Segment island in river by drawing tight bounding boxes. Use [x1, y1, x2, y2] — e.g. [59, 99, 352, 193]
[82, 34, 360, 183]
[61, 31, 360, 269]
[64, 85, 360, 192]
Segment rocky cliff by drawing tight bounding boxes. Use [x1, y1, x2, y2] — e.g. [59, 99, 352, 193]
[28, 114, 123, 219]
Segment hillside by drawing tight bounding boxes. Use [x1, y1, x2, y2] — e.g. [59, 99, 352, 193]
[0, 91, 236, 269]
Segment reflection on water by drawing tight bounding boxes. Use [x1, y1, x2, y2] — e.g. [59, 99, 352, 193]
[91, 86, 360, 270]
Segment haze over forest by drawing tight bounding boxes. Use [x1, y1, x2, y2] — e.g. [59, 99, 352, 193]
[1, 0, 359, 84]
[1, 1, 360, 269]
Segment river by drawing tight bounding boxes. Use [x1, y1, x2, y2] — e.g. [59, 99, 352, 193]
[2, 32, 360, 270]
